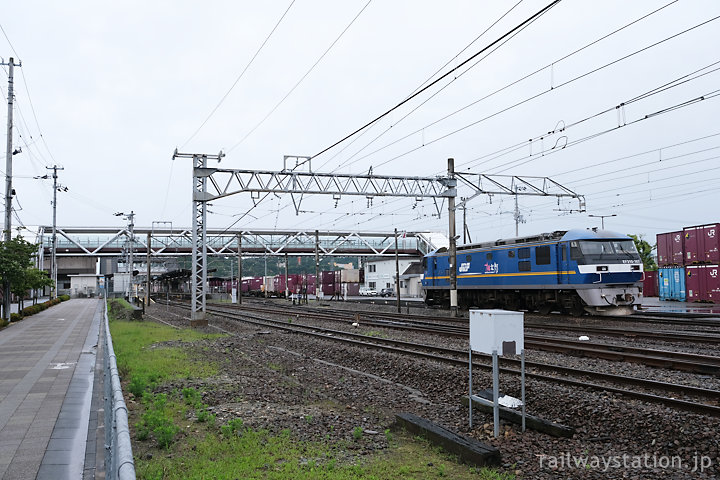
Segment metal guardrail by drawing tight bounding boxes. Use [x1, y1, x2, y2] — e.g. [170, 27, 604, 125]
[102, 296, 136, 479]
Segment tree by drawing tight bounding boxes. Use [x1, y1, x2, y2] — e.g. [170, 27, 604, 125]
[629, 234, 657, 271]
[25, 268, 54, 305]
[0, 235, 45, 319]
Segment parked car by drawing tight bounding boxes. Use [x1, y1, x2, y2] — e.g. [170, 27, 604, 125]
[359, 287, 378, 296]
[380, 287, 394, 297]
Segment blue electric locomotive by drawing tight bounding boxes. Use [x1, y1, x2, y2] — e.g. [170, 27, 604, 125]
[421, 228, 643, 316]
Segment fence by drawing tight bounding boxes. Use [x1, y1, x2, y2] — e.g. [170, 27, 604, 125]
[103, 296, 136, 479]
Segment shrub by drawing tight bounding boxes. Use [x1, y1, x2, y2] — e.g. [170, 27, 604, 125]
[10, 313, 21, 322]
[59, 294, 70, 301]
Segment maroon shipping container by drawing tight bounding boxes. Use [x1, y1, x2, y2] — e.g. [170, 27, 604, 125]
[240, 279, 250, 293]
[642, 270, 658, 297]
[685, 264, 719, 302]
[345, 282, 360, 296]
[274, 274, 302, 296]
[657, 231, 684, 266]
[249, 277, 263, 295]
[320, 283, 337, 296]
[683, 223, 720, 264]
[320, 270, 338, 284]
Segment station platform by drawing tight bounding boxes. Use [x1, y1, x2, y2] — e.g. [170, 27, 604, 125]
[640, 296, 720, 315]
[0, 298, 103, 480]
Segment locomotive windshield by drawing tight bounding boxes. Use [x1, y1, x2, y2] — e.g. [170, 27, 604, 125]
[571, 240, 641, 263]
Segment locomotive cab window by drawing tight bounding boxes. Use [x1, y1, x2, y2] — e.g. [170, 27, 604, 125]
[508, 250, 515, 258]
[518, 247, 530, 259]
[535, 245, 551, 265]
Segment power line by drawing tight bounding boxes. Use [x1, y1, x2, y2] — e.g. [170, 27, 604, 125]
[227, 0, 373, 154]
[316, 0, 527, 172]
[327, 0, 679, 172]
[373, 19, 720, 172]
[310, 0, 562, 161]
[180, 0, 297, 149]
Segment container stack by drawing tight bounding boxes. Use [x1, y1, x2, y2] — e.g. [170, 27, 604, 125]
[656, 223, 720, 302]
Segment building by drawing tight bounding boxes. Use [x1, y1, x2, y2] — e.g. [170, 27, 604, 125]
[68, 274, 102, 298]
[363, 257, 423, 296]
[399, 261, 424, 297]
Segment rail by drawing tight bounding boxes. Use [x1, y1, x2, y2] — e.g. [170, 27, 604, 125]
[103, 296, 136, 479]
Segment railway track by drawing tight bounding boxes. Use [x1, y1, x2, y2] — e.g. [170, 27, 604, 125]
[160, 300, 720, 417]
[203, 301, 720, 375]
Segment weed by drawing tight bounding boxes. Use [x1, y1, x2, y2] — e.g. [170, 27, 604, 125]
[384, 428, 393, 443]
[182, 387, 201, 406]
[129, 376, 147, 398]
[437, 463, 446, 477]
[221, 418, 244, 438]
[353, 426, 363, 441]
[304, 415, 313, 424]
[135, 393, 179, 449]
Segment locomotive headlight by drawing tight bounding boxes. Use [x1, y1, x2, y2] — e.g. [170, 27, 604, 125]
[631, 265, 640, 270]
[596, 266, 608, 272]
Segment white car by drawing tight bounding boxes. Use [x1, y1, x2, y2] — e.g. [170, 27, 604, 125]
[359, 287, 378, 296]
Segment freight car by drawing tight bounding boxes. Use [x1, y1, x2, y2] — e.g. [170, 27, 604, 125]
[422, 229, 643, 316]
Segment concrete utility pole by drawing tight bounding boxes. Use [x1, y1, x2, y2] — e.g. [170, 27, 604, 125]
[284, 252, 289, 299]
[237, 233, 242, 305]
[146, 232, 151, 307]
[49, 166, 64, 299]
[447, 158, 458, 317]
[314, 230, 320, 302]
[394, 228, 401, 313]
[3, 57, 20, 321]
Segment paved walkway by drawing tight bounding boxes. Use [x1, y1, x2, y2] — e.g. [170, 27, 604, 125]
[0, 299, 102, 480]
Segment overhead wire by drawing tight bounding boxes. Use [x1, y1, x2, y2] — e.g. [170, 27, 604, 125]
[375, 20, 720, 172]
[309, 0, 562, 161]
[180, 0, 297, 149]
[315, 0, 527, 172]
[227, 0, 373, 154]
[328, 0, 679, 173]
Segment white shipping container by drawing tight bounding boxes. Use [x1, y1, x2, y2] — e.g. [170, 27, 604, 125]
[340, 268, 360, 283]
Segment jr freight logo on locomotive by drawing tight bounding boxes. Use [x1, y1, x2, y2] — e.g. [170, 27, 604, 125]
[484, 262, 499, 274]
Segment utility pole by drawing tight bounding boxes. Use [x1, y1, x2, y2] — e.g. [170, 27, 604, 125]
[128, 212, 135, 303]
[146, 232, 151, 307]
[447, 158, 458, 317]
[237, 233, 242, 305]
[284, 252, 289, 299]
[49, 166, 64, 299]
[3, 57, 20, 321]
[114, 211, 135, 303]
[314, 230, 320, 301]
[394, 228, 401, 313]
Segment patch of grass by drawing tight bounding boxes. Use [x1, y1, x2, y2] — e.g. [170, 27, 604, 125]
[135, 393, 180, 449]
[108, 304, 224, 393]
[135, 428, 513, 480]
[364, 330, 386, 338]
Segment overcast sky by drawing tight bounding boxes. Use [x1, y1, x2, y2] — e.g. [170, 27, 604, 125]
[2, 0, 719, 246]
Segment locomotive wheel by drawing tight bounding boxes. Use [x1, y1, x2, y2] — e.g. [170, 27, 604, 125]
[537, 303, 552, 315]
[570, 302, 586, 317]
